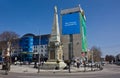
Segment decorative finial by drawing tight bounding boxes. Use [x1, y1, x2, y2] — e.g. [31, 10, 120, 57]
[79, 4, 81, 7]
[54, 6, 57, 13]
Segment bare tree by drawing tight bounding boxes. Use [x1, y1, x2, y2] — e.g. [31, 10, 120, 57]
[105, 55, 115, 63]
[0, 31, 19, 71]
[90, 46, 102, 62]
[0, 31, 19, 41]
[0, 31, 19, 52]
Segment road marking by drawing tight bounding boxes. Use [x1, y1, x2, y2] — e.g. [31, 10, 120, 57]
[18, 76, 65, 78]
[18, 76, 36, 78]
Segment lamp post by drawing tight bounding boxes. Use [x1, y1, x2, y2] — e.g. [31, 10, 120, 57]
[38, 51, 40, 73]
[68, 42, 71, 73]
[68, 34, 73, 73]
[38, 35, 41, 73]
[92, 50, 94, 63]
[91, 50, 94, 71]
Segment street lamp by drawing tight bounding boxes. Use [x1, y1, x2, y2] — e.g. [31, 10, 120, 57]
[38, 34, 41, 73]
[91, 50, 94, 71]
[92, 50, 94, 63]
[38, 51, 40, 73]
[68, 34, 73, 73]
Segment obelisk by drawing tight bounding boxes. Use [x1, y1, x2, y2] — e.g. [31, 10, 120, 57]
[43, 6, 66, 69]
[48, 6, 61, 61]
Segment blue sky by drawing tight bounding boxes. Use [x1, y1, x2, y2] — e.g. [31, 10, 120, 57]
[0, 0, 120, 57]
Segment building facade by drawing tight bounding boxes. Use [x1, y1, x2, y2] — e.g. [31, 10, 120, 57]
[61, 34, 82, 60]
[19, 33, 50, 62]
[33, 35, 50, 59]
[61, 6, 87, 61]
[19, 34, 34, 62]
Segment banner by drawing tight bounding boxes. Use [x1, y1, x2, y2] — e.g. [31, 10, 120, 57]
[80, 13, 87, 52]
[62, 12, 80, 35]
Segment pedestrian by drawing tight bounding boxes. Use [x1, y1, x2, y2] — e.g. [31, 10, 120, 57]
[76, 59, 80, 68]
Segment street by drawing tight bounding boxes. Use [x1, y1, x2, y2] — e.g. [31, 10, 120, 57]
[0, 64, 120, 78]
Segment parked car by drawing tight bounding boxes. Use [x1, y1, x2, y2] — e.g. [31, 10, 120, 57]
[86, 63, 95, 67]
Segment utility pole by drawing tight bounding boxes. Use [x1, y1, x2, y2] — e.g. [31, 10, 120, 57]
[92, 50, 94, 63]
[38, 34, 41, 73]
[91, 50, 94, 71]
[68, 34, 73, 73]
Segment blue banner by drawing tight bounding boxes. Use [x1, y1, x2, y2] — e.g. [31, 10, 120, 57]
[62, 12, 80, 35]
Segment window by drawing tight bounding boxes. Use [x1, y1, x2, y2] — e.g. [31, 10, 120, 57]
[41, 45, 43, 48]
[41, 49, 43, 52]
[45, 45, 47, 48]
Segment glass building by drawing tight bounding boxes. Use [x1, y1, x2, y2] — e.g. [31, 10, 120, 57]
[19, 34, 34, 62]
[19, 33, 50, 62]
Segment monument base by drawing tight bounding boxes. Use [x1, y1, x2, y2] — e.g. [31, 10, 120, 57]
[41, 61, 66, 69]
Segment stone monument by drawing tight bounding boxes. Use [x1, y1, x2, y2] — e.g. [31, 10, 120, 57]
[42, 6, 66, 69]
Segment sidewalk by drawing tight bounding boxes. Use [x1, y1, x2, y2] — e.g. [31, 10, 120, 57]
[0, 64, 102, 74]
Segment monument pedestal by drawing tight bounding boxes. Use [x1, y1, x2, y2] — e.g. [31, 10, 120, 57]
[41, 41, 66, 69]
[41, 60, 66, 69]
